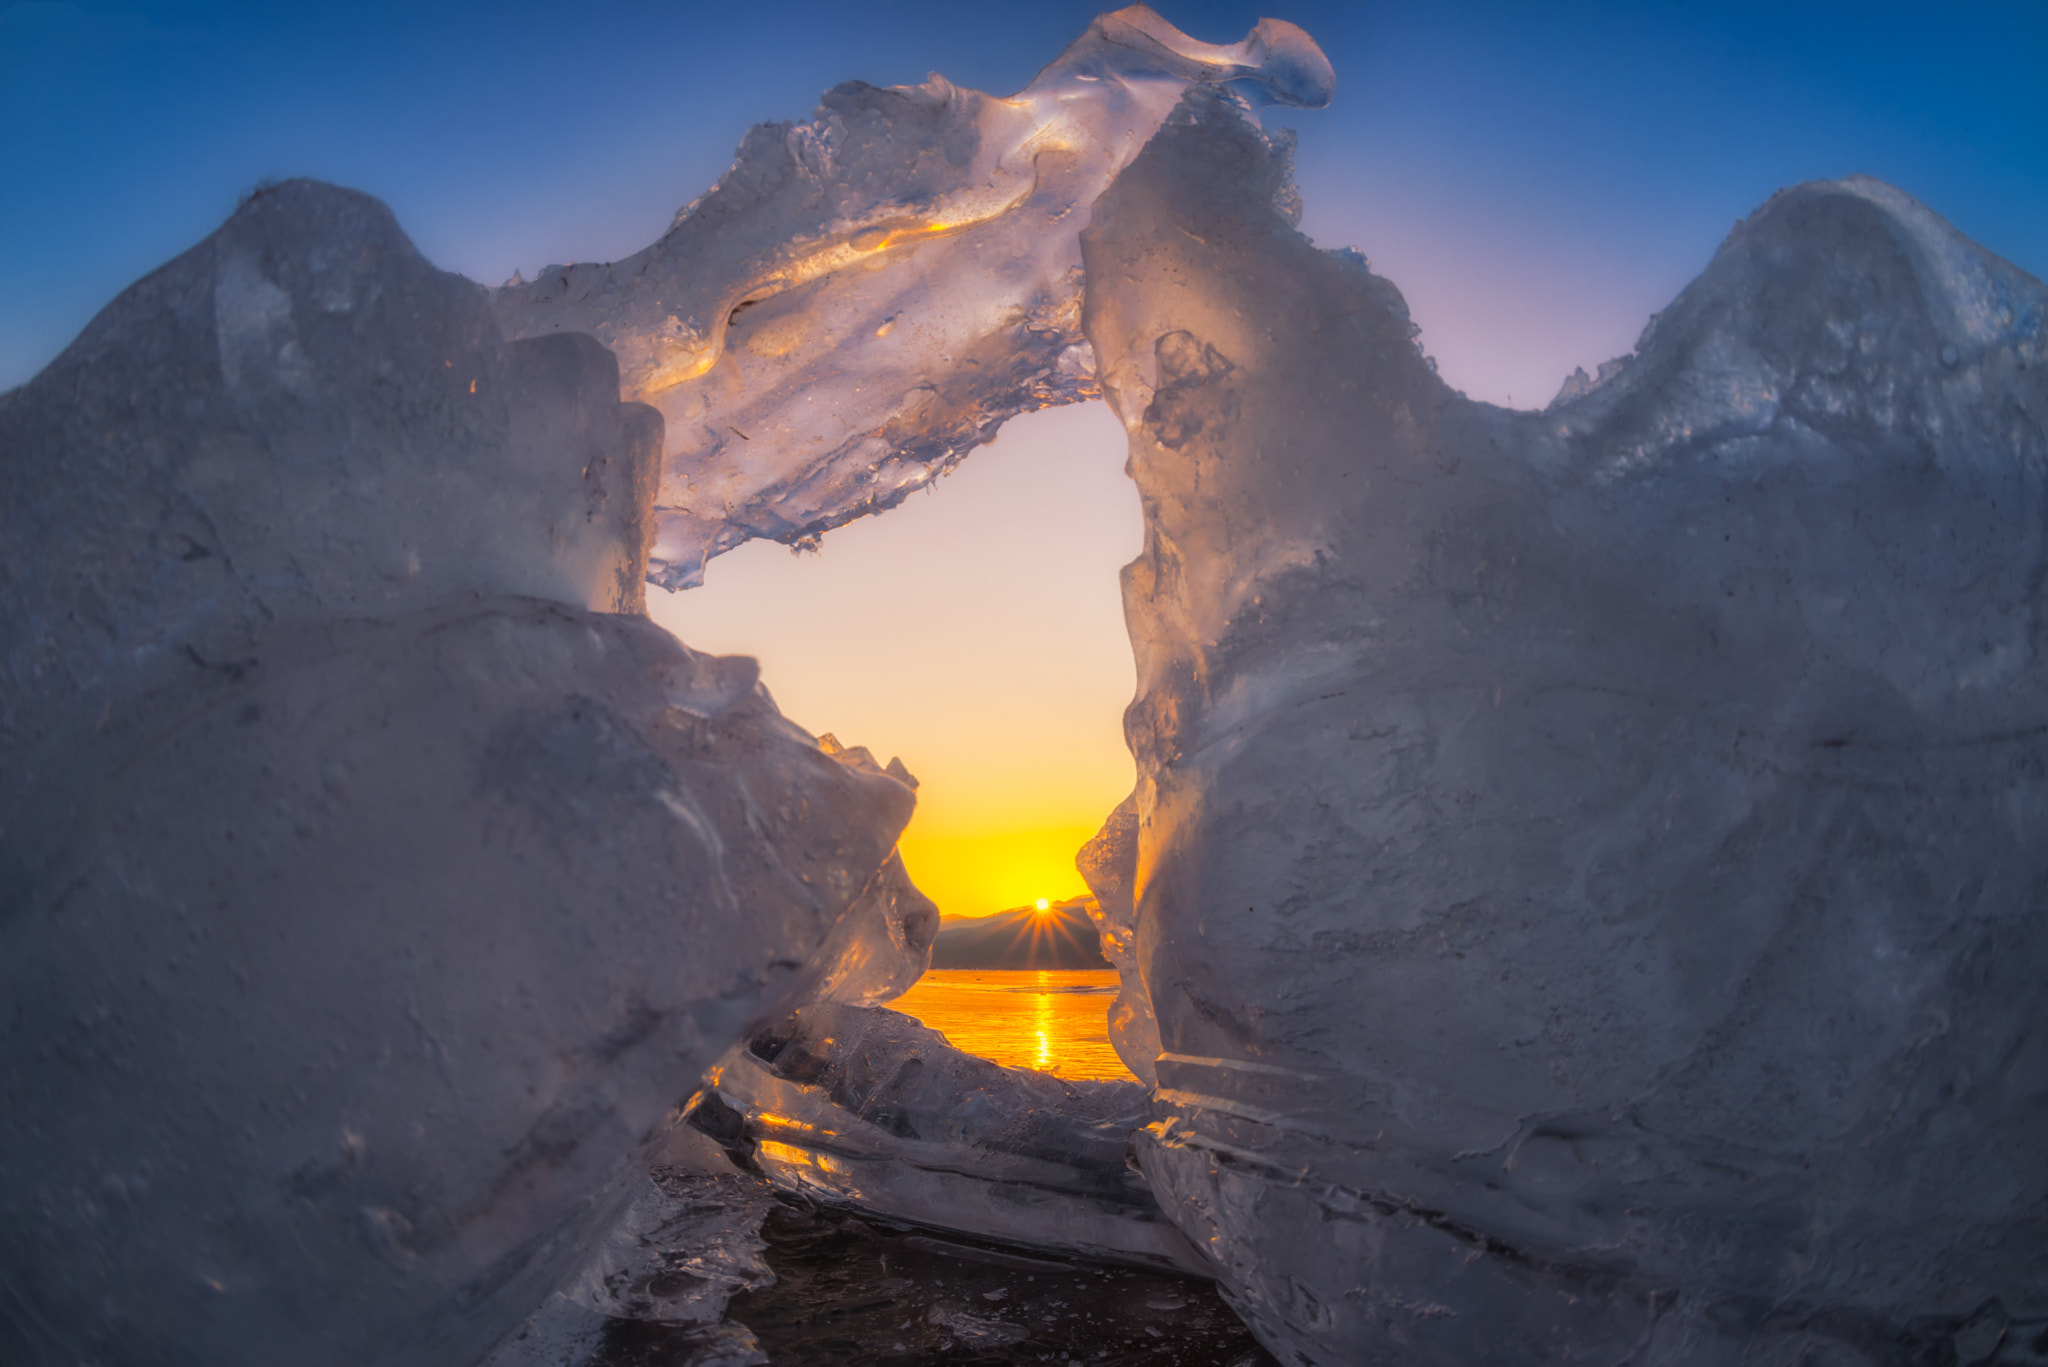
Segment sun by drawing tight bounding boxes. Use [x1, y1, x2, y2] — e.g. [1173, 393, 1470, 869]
[1035, 898, 1050, 912]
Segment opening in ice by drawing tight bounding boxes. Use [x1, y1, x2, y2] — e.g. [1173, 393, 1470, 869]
[487, 0, 1332, 1183]
[649, 399, 1141, 1083]
[488, 3, 1342, 1282]
[641, 396, 1201, 1273]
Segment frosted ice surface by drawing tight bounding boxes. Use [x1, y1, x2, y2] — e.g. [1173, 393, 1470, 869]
[0, 182, 917, 1367]
[700, 1002, 1208, 1275]
[493, 4, 1331, 589]
[1083, 88, 2048, 1365]
[0, 184, 664, 801]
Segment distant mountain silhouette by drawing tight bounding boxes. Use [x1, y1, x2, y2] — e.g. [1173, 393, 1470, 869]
[929, 896, 1110, 969]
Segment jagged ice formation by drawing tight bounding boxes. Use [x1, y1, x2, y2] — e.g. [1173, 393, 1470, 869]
[1084, 90, 2048, 1367]
[4, 7, 2045, 1367]
[493, 4, 1331, 589]
[0, 183, 918, 1367]
[698, 1001, 1206, 1276]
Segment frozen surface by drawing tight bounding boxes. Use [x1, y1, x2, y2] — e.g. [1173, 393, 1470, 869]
[1083, 89, 2048, 1365]
[699, 1001, 1206, 1275]
[0, 182, 916, 1367]
[493, 4, 1331, 589]
[517, 1190, 1278, 1367]
[707, 1201, 1276, 1367]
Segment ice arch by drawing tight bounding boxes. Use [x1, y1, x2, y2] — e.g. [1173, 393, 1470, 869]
[4, 5, 2045, 1366]
[0, 10, 1330, 1365]
[523, 5, 2048, 1356]
[493, 4, 1332, 589]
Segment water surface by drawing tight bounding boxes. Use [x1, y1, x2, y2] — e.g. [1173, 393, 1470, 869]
[891, 969, 1133, 1081]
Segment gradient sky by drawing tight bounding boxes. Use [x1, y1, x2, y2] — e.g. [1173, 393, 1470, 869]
[6, 0, 2043, 914]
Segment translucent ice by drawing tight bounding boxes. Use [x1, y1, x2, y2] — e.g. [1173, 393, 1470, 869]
[11, 12, 2046, 1367]
[1075, 794, 1163, 1085]
[493, 4, 1331, 588]
[700, 1002, 1207, 1275]
[1083, 88, 2048, 1365]
[797, 736, 940, 1008]
[0, 182, 916, 1367]
[484, 1125, 779, 1367]
[560, 1142, 774, 1328]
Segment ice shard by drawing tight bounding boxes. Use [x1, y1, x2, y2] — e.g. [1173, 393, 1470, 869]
[795, 737, 941, 1009]
[1083, 88, 2048, 1365]
[699, 1002, 1207, 1275]
[1076, 794, 1164, 1086]
[483, 1121, 778, 1367]
[0, 181, 916, 1367]
[557, 1130, 776, 1331]
[493, 4, 1332, 588]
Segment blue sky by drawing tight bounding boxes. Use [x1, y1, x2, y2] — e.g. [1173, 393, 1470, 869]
[6, 0, 2044, 914]
[4, 0, 2043, 399]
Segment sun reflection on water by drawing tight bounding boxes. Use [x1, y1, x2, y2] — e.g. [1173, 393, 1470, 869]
[892, 969, 1131, 1081]
[1034, 970, 1055, 1071]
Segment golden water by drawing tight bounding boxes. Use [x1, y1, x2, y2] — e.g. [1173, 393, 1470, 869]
[890, 969, 1134, 1081]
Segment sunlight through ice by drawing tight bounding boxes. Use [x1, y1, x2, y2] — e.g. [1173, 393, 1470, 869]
[8, 2, 2045, 1363]
[494, 4, 1330, 589]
